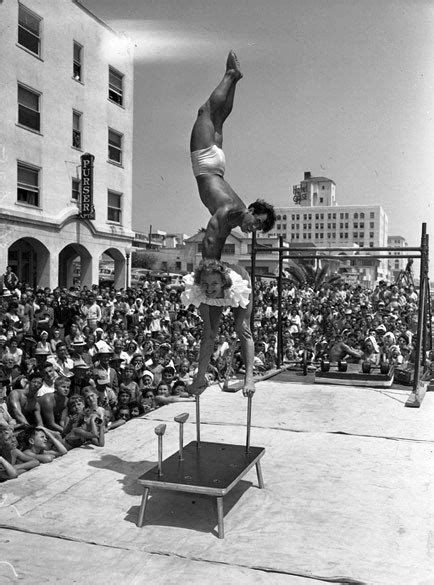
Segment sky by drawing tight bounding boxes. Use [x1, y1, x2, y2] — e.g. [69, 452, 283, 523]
[84, 0, 434, 263]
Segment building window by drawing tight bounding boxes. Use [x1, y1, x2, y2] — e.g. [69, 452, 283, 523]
[369, 242, 374, 248]
[222, 244, 235, 254]
[353, 233, 357, 239]
[108, 129, 123, 164]
[18, 3, 41, 56]
[277, 224, 281, 230]
[319, 197, 323, 203]
[360, 212, 365, 219]
[370, 212, 375, 218]
[107, 190, 122, 223]
[344, 232, 348, 238]
[359, 233, 364, 239]
[72, 178, 80, 201]
[73, 41, 83, 81]
[283, 224, 286, 230]
[370, 222, 374, 228]
[345, 213, 349, 219]
[277, 215, 281, 220]
[354, 222, 358, 228]
[345, 223, 348, 229]
[17, 162, 40, 207]
[72, 111, 82, 149]
[18, 84, 40, 131]
[320, 233, 324, 239]
[109, 67, 124, 106]
[282, 215, 286, 220]
[360, 222, 364, 228]
[369, 232, 374, 239]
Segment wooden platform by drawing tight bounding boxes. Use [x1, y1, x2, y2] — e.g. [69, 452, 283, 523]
[314, 363, 395, 387]
[137, 441, 265, 538]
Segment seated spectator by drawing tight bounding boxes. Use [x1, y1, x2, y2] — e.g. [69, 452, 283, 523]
[35, 375, 71, 434]
[36, 331, 52, 356]
[0, 377, 16, 430]
[62, 394, 103, 448]
[36, 361, 57, 397]
[0, 425, 39, 481]
[119, 364, 141, 402]
[155, 382, 195, 405]
[6, 337, 23, 366]
[362, 336, 380, 365]
[21, 425, 67, 462]
[129, 401, 142, 419]
[47, 342, 74, 379]
[329, 334, 363, 363]
[171, 379, 190, 398]
[388, 345, 404, 366]
[95, 373, 118, 411]
[140, 388, 156, 413]
[7, 372, 43, 427]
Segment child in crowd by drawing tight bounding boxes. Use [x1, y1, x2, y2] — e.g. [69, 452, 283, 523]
[0, 424, 40, 480]
[21, 425, 67, 462]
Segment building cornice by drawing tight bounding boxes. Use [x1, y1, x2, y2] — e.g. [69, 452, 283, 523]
[1, 209, 134, 243]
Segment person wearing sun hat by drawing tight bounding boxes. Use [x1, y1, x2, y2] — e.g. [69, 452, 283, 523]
[70, 335, 92, 367]
[92, 343, 119, 395]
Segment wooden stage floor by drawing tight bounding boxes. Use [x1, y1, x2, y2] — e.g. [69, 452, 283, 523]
[1, 377, 433, 584]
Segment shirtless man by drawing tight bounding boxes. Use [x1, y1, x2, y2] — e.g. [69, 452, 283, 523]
[329, 334, 363, 363]
[190, 51, 276, 260]
[35, 376, 71, 434]
[7, 373, 43, 426]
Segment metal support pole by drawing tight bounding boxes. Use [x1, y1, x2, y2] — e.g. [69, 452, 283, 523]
[250, 231, 257, 335]
[174, 413, 189, 461]
[412, 223, 427, 393]
[277, 235, 284, 368]
[421, 233, 429, 367]
[154, 424, 166, 476]
[246, 392, 253, 453]
[195, 395, 201, 448]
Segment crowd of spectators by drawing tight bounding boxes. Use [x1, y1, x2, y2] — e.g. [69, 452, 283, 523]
[0, 263, 425, 481]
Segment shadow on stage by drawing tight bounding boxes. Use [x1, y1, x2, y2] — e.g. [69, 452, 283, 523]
[87, 453, 252, 537]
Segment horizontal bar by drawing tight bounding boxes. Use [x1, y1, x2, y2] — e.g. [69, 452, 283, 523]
[281, 254, 421, 260]
[253, 246, 422, 253]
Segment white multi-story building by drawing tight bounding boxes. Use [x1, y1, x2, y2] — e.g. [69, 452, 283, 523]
[268, 171, 390, 285]
[388, 235, 408, 281]
[0, 0, 134, 289]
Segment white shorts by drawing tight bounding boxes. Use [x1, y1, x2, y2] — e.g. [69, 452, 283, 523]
[191, 145, 226, 177]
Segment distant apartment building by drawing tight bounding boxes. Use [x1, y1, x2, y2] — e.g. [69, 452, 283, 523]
[0, 0, 134, 289]
[388, 235, 408, 281]
[268, 171, 390, 285]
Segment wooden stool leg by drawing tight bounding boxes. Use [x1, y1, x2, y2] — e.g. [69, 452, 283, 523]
[255, 461, 264, 489]
[216, 496, 224, 539]
[137, 487, 150, 527]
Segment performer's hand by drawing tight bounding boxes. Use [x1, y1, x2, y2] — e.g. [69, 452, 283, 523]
[189, 376, 208, 396]
[243, 382, 255, 398]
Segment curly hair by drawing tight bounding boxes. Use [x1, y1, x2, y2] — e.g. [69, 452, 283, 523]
[247, 199, 276, 232]
[193, 259, 232, 290]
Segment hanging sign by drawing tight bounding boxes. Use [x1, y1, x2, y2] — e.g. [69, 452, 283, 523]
[79, 153, 95, 219]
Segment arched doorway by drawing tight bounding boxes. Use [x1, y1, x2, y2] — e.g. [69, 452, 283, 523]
[100, 248, 125, 289]
[58, 244, 92, 289]
[8, 238, 50, 288]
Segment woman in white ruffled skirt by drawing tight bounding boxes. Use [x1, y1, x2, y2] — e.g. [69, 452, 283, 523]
[181, 259, 255, 397]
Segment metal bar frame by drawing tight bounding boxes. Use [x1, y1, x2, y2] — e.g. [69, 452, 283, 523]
[250, 223, 430, 396]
